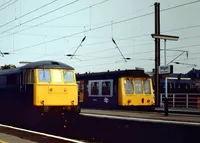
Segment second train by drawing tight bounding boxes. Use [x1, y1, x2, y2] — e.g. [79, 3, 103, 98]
[76, 68, 155, 110]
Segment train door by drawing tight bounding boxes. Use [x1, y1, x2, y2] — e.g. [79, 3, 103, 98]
[20, 70, 26, 93]
[25, 69, 34, 105]
[77, 80, 84, 103]
[20, 70, 33, 105]
[19, 70, 28, 115]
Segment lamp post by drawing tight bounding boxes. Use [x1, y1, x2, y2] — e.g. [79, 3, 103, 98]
[151, 34, 179, 116]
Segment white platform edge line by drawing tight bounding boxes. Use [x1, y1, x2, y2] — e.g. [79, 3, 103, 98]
[0, 124, 86, 143]
[81, 113, 200, 126]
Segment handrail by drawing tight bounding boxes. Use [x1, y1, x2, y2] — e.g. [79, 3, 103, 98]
[160, 93, 200, 108]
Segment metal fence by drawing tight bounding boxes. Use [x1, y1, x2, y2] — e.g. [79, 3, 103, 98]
[160, 93, 200, 108]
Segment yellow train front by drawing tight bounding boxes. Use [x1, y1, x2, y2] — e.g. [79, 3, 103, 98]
[0, 60, 80, 128]
[76, 69, 155, 110]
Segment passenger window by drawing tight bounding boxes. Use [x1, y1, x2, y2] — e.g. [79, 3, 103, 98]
[124, 79, 134, 94]
[134, 79, 143, 94]
[64, 71, 74, 82]
[90, 81, 99, 96]
[144, 80, 151, 94]
[38, 69, 50, 82]
[102, 81, 111, 96]
[52, 69, 62, 82]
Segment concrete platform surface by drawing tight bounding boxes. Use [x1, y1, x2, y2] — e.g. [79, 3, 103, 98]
[0, 132, 36, 143]
[155, 107, 200, 113]
[0, 125, 87, 143]
[81, 109, 200, 124]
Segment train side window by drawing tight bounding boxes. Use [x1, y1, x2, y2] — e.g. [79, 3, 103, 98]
[64, 71, 74, 82]
[144, 80, 151, 94]
[124, 79, 134, 94]
[134, 79, 143, 94]
[101, 81, 112, 96]
[38, 69, 51, 82]
[88, 81, 100, 96]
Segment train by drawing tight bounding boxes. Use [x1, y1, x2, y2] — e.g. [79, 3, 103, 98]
[0, 60, 80, 128]
[76, 68, 155, 110]
[1, 58, 199, 129]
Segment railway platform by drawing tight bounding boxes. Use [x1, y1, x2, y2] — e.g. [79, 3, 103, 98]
[0, 124, 86, 143]
[155, 107, 200, 114]
[81, 108, 200, 125]
[0, 132, 35, 143]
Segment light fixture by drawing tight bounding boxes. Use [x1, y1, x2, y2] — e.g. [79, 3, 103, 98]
[151, 34, 179, 41]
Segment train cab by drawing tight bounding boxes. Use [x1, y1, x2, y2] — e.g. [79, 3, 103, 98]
[118, 77, 154, 107]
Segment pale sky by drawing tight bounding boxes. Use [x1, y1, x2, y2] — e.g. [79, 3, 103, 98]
[0, 0, 199, 74]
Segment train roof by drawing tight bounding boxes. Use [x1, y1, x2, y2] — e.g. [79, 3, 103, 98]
[76, 69, 150, 79]
[0, 67, 21, 76]
[20, 60, 74, 70]
[0, 60, 74, 76]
